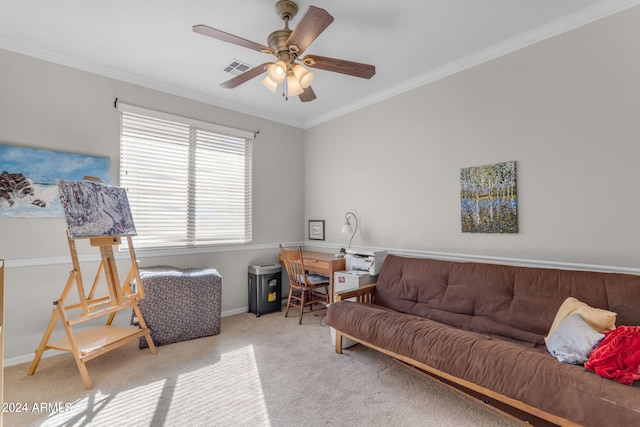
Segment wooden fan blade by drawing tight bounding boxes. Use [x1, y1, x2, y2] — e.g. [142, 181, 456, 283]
[299, 86, 316, 102]
[302, 55, 376, 79]
[285, 6, 334, 56]
[193, 25, 274, 54]
[220, 63, 270, 89]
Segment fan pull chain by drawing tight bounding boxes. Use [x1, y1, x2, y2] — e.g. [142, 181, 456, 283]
[283, 76, 289, 101]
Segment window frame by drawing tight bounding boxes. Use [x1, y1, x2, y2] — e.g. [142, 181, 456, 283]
[118, 102, 254, 250]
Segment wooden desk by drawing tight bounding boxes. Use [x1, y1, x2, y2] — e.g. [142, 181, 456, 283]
[279, 250, 345, 303]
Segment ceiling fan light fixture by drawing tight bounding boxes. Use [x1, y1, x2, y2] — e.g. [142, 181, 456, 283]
[267, 60, 287, 84]
[292, 64, 314, 88]
[195, 3, 375, 102]
[286, 73, 304, 96]
[261, 75, 279, 93]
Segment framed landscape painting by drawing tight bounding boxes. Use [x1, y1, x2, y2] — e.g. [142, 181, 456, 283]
[460, 161, 518, 233]
[0, 144, 109, 218]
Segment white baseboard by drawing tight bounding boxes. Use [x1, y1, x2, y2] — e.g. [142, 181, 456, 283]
[221, 307, 250, 317]
[5, 307, 252, 367]
[5, 353, 45, 367]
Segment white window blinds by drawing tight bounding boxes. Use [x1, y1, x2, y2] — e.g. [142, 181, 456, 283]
[118, 103, 253, 249]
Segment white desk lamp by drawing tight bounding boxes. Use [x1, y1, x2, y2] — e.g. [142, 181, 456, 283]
[340, 212, 358, 254]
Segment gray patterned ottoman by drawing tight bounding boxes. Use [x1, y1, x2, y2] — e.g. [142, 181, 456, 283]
[132, 266, 222, 348]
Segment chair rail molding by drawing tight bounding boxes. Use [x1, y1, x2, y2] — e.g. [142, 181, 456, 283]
[6, 240, 640, 276]
[302, 241, 640, 276]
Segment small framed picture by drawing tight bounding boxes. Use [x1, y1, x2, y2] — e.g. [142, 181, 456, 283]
[308, 220, 325, 241]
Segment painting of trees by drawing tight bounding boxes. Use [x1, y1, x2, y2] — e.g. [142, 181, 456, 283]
[460, 161, 517, 233]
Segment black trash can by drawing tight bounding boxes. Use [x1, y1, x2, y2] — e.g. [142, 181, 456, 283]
[248, 264, 282, 316]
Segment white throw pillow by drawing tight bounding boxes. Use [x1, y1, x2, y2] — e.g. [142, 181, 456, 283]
[546, 313, 605, 365]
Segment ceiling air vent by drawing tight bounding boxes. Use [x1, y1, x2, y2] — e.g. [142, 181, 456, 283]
[222, 59, 252, 76]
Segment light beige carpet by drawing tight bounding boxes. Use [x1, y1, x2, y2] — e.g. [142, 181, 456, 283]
[4, 309, 521, 426]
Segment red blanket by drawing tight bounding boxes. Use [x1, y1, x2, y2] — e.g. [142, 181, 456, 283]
[585, 326, 640, 385]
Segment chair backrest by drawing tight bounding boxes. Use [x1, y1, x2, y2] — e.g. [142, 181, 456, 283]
[279, 245, 309, 289]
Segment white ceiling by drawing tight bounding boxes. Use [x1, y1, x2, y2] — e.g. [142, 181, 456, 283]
[0, 0, 637, 128]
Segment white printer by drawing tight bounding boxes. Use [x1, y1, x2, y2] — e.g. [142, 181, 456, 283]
[332, 249, 387, 350]
[344, 249, 387, 275]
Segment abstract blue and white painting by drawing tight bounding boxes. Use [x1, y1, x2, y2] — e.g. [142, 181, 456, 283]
[58, 179, 136, 238]
[0, 144, 109, 218]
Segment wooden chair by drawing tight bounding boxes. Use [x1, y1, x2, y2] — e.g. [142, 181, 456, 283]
[279, 245, 330, 324]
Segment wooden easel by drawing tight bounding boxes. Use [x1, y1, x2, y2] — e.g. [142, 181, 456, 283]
[28, 233, 156, 389]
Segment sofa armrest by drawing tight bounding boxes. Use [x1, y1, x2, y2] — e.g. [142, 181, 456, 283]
[334, 283, 376, 303]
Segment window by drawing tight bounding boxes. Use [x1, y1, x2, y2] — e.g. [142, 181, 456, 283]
[118, 103, 253, 250]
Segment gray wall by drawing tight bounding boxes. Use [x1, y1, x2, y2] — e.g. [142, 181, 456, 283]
[305, 6, 640, 268]
[3, 6, 640, 362]
[0, 49, 305, 360]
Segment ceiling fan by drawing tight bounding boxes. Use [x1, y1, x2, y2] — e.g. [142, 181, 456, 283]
[193, 0, 376, 102]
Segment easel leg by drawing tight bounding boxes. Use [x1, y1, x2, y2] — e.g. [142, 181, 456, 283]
[28, 269, 78, 376]
[132, 304, 157, 354]
[75, 360, 93, 390]
[55, 303, 94, 389]
[67, 234, 90, 315]
[27, 306, 60, 376]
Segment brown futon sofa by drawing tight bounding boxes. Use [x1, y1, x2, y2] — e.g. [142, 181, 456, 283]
[326, 255, 640, 426]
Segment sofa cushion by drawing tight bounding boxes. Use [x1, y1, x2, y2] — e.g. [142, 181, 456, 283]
[546, 297, 616, 342]
[546, 313, 604, 364]
[327, 300, 640, 426]
[373, 255, 639, 347]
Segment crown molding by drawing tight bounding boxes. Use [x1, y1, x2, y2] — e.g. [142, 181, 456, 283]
[303, 0, 640, 129]
[0, 37, 304, 129]
[0, 1, 638, 130]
